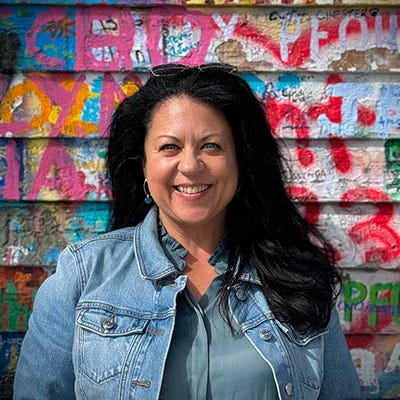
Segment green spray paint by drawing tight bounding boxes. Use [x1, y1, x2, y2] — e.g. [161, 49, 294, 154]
[0, 282, 32, 332]
[385, 139, 400, 201]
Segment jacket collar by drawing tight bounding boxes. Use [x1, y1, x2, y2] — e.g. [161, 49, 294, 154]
[133, 206, 262, 286]
[238, 267, 262, 285]
[134, 206, 179, 281]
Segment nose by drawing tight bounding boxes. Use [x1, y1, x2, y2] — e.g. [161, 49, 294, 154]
[178, 150, 204, 175]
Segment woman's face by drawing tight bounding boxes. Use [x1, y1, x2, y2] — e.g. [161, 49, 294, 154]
[143, 95, 239, 235]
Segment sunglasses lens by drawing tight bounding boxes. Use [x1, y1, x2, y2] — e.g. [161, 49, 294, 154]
[150, 63, 236, 77]
[199, 63, 236, 73]
[150, 64, 187, 76]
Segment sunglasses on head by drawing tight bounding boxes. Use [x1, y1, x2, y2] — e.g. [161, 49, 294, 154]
[150, 63, 237, 77]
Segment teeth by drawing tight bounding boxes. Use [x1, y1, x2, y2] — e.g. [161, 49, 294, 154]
[177, 185, 209, 194]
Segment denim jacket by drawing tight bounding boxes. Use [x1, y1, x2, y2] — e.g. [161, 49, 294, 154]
[14, 207, 361, 400]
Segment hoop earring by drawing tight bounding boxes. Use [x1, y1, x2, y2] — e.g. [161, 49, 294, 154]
[143, 179, 152, 204]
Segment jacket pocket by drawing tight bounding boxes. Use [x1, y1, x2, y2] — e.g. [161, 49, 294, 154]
[275, 320, 327, 391]
[75, 303, 151, 385]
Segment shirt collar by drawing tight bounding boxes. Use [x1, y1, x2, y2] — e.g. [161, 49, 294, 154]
[135, 206, 261, 286]
[159, 218, 262, 285]
[158, 222, 187, 272]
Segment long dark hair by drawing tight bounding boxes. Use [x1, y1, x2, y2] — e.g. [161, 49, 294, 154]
[107, 65, 340, 331]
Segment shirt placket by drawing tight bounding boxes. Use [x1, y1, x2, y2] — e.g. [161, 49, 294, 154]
[183, 290, 209, 400]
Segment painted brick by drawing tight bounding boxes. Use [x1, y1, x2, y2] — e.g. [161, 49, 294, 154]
[0, 267, 51, 332]
[338, 270, 400, 334]
[347, 334, 400, 399]
[0, 202, 109, 266]
[1, 72, 399, 139]
[0, 2, 399, 399]
[1, 138, 399, 202]
[0, 6, 399, 72]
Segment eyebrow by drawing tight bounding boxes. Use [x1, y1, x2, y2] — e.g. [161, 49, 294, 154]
[155, 133, 224, 141]
[155, 135, 179, 141]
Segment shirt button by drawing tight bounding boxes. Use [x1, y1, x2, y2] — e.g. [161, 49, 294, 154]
[259, 329, 272, 341]
[235, 288, 247, 300]
[285, 383, 293, 396]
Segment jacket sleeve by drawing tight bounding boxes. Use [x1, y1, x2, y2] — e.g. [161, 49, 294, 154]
[14, 247, 81, 400]
[318, 308, 363, 400]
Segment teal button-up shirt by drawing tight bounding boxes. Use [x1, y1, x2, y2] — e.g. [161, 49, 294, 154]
[158, 227, 278, 400]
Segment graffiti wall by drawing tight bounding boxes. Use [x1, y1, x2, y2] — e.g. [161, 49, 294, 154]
[0, 1, 399, 399]
[1, 6, 400, 72]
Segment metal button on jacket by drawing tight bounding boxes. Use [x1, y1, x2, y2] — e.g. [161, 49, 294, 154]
[259, 329, 272, 341]
[235, 288, 247, 301]
[285, 383, 293, 396]
[102, 314, 116, 330]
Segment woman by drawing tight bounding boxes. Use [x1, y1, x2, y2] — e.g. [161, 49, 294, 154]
[14, 64, 361, 399]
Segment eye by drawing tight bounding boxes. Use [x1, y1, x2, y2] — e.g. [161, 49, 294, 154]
[160, 144, 179, 151]
[202, 143, 220, 150]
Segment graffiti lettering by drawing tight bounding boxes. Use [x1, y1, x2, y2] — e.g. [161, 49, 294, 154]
[0, 139, 20, 200]
[27, 140, 87, 200]
[376, 85, 400, 138]
[280, 13, 302, 63]
[2, 7, 399, 70]
[341, 189, 400, 265]
[75, 7, 134, 70]
[385, 342, 400, 373]
[0, 4, 400, 400]
[131, 12, 150, 68]
[375, 13, 398, 51]
[317, 83, 373, 136]
[25, 8, 75, 69]
[343, 281, 400, 326]
[385, 140, 400, 201]
[212, 12, 239, 41]
[0, 72, 140, 138]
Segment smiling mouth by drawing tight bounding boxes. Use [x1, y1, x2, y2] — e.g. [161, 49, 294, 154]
[175, 185, 210, 194]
